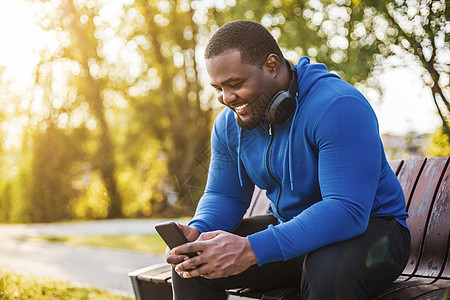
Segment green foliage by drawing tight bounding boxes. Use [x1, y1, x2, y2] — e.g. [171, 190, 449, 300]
[71, 171, 110, 220]
[117, 140, 168, 217]
[425, 126, 450, 157]
[0, 0, 447, 222]
[0, 270, 131, 299]
[28, 127, 89, 222]
[208, 0, 448, 130]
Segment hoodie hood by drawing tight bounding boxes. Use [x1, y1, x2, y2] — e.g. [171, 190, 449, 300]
[237, 56, 340, 190]
[296, 56, 340, 101]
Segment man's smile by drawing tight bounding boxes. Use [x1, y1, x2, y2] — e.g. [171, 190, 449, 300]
[233, 103, 249, 114]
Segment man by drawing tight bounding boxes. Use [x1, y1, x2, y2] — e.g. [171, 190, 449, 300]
[167, 20, 411, 299]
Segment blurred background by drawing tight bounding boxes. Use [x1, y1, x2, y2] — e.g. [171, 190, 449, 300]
[0, 0, 448, 224]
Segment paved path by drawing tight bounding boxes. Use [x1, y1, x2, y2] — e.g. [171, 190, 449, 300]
[0, 219, 184, 297]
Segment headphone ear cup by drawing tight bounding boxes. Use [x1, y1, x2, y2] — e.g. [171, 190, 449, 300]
[266, 91, 296, 124]
[265, 60, 298, 124]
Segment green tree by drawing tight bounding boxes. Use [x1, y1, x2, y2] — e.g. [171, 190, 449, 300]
[426, 126, 450, 156]
[30, 0, 126, 218]
[209, 0, 449, 137]
[28, 126, 88, 222]
[26, 0, 215, 218]
[4, 0, 444, 222]
[357, 0, 449, 139]
[61, 0, 123, 218]
[125, 0, 213, 216]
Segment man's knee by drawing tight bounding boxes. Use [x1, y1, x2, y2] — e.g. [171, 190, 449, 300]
[301, 244, 367, 300]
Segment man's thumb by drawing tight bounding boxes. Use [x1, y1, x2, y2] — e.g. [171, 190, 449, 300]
[197, 230, 221, 241]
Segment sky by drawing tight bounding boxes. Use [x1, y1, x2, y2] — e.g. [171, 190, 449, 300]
[372, 63, 441, 135]
[0, 0, 442, 137]
[0, 0, 44, 90]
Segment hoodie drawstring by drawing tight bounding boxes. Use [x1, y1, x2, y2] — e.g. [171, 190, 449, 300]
[237, 126, 244, 187]
[288, 97, 299, 191]
[237, 100, 299, 190]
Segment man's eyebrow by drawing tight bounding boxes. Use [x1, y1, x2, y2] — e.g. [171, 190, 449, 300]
[211, 77, 246, 87]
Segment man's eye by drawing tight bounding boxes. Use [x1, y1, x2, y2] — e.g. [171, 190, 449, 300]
[214, 87, 222, 92]
[230, 82, 242, 88]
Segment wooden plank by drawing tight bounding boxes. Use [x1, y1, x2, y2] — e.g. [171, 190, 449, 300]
[403, 157, 446, 276]
[135, 263, 172, 283]
[128, 263, 170, 279]
[229, 288, 262, 299]
[227, 288, 261, 299]
[373, 278, 427, 299]
[443, 247, 450, 279]
[436, 162, 450, 279]
[129, 157, 450, 300]
[413, 288, 450, 300]
[375, 282, 447, 300]
[145, 269, 173, 283]
[388, 159, 404, 176]
[396, 157, 426, 209]
[415, 158, 449, 278]
[434, 279, 450, 288]
[394, 275, 410, 282]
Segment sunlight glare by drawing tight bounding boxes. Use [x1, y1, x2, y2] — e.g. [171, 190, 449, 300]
[0, 0, 49, 91]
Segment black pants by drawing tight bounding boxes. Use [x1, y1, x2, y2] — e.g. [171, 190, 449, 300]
[172, 215, 411, 300]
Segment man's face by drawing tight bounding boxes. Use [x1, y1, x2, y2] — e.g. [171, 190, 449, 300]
[206, 50, 278, 129]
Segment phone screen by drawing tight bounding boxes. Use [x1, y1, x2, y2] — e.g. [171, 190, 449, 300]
[155, 221, 197, 257]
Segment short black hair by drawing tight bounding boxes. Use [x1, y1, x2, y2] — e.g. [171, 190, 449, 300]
[205, 20, 284, 68]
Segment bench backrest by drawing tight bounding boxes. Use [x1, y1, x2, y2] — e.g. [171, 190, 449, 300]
[243, 157, 450, 280]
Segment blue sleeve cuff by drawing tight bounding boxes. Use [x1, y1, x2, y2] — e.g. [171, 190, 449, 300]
[247, 225, 284, 266]
[187, 219, 211, 233]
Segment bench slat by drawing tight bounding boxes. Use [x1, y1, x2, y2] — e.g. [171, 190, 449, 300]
[443, 247, 450, 279]
[134, 263, 172, 283]
[397, 157, 426, 207]
[129, 157, 450, 300]
[388, 159, 403, 175]
[434, 161, 450, 279]
[375, 281, 448, 300]
[414, 288, 450, 300]
[141, 269, 172, 283]
[374, 277, 450, 299]
[227, 288, 261, 299]
[128, 263, 169, 279]
[415, 158, 449, 278]
[403, 157, 448, 276]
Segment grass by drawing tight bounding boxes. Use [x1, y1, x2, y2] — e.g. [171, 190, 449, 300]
[0, 270, 132, 299]
[33, 234, 168, 254]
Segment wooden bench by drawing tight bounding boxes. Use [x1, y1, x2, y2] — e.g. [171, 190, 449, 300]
[129, 157, 450, 299]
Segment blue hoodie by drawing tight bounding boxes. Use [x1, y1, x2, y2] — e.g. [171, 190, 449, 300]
[189, 57, 408, 266]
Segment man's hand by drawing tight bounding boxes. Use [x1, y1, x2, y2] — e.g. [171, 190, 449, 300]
[165, 223, 200, 266]
[171, 230, 258, 279]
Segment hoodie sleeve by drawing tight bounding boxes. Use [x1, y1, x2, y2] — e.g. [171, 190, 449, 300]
[188, 113, 254, 233]
[248, 96, 381, 265]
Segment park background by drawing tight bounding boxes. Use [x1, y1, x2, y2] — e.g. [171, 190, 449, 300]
[0, 0, 448, 224]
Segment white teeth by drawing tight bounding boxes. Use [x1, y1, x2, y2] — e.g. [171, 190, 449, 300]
[235, 103, 248, 111]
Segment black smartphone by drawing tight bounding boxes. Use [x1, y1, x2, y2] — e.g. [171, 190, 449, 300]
[155, 221, 197, 258]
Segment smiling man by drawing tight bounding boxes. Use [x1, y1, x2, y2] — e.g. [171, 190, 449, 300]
[166, 20, 411, 300]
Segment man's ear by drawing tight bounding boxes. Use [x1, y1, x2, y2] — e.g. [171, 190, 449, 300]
[264, 54, 280, 77]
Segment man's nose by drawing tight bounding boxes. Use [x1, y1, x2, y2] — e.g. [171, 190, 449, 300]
[222, 89, 237, 106]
